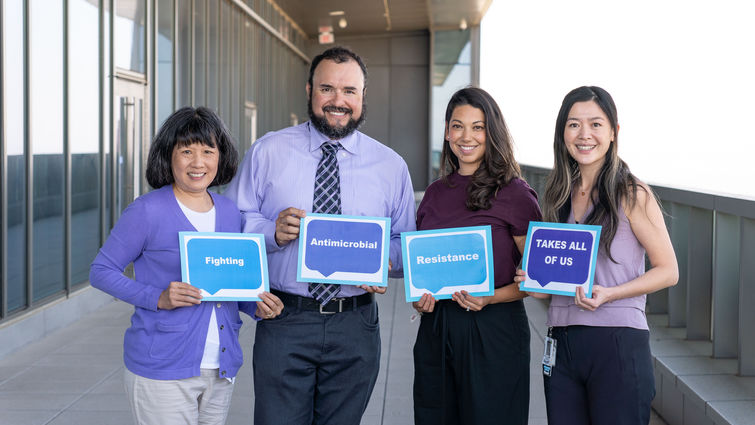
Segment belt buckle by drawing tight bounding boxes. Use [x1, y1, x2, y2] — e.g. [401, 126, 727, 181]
[319, 298, 344, 314]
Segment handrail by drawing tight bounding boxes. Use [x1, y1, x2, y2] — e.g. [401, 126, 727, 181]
[520, 164, 755, 377]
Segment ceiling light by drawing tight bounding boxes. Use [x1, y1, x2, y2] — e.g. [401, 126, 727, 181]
[338, 18, 348, 29]
[459, 18, 468, 30]
[329, 10, 345, 16]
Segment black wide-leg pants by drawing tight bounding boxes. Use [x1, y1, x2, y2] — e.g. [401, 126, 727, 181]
[413, 300, 530, 425]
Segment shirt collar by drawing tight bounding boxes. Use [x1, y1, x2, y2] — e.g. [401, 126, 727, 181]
[307, 121, 359, 155]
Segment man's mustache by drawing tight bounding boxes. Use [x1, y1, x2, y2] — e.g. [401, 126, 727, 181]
[322, 106, 352, 114]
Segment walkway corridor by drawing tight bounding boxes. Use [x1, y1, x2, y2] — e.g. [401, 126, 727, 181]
[0, 279, 665, 424]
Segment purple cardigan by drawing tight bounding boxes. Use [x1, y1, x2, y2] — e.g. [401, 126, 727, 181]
[90, 185, 254, 380]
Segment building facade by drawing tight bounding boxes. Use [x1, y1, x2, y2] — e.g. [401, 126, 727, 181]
[1, 0, 485, 357]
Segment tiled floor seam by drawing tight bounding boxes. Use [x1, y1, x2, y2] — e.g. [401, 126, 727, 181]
[0, 364, 36, 388]
[377, 282, 400, 425]
[40, 366, 123, 425]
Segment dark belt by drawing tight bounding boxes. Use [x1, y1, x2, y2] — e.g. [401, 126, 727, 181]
[271, 289, 374, 314]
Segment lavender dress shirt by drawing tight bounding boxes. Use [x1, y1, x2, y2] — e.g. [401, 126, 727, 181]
[224, 122, 416, 297]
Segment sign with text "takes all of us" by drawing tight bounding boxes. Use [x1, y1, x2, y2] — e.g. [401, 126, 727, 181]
[519, 222, 601, 297]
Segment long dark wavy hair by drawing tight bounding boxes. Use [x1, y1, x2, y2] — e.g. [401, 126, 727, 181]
[439, 87, 521, 210]
[544, 86, 648, 262]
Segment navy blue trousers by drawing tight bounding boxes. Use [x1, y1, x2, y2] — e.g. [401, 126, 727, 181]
[544, 326, 655, 425]
[252, 302, 380, 425]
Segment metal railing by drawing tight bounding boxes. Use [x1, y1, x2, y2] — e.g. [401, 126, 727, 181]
[520, 164, 755, 377]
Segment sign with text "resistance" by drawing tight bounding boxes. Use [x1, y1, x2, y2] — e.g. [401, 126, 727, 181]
[401, 226, 494, 302]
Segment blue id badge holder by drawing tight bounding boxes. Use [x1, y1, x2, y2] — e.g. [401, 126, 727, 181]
[542, 327, 556, 376]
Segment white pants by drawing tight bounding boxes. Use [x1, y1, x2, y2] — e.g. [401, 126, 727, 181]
[124, 368, 235, 425]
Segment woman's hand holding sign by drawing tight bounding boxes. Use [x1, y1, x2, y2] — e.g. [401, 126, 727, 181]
[452, 290, 490, 311]
[158, 281, 202, 310]
[575, 285, 615, 311]
[413, 293, 437, 313]
[514, 269, 550, 299]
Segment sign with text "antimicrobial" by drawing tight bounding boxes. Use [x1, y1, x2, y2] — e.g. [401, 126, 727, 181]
[297, 213, 391, 286]
[401, 226, 494, 302]
[179, 232, 269, 301]
[519, 222, 601, 297]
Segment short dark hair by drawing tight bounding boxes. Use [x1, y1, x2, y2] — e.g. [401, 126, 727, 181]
[308, 46, 368, 90]
[146, 107, 238, 189]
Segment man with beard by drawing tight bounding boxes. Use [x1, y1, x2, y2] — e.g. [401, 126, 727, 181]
[225, 46, 415, 425]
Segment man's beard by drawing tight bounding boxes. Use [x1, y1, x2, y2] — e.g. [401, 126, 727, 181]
[308, 96, 367, 140]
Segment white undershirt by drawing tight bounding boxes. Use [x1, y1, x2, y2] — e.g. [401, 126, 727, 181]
[176, 199, 221, 370]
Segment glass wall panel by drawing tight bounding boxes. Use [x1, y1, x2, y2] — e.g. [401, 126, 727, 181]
[104, 0, 112, 233]
[207, 0, 218, 111]
[114, 0, 146, 73]
[219, 0, 230, 124]
[193, 0, 206, 106]
[431, 30, 471, 179]
[156, 0, 174, 126]
[3, 0, 27, 312]
[177, 0, 191, 107]
[30, 0, 65, 301]
[245, 21, 254, 103]
[231, 10, 240, 145]
[261, 32, 270, 133]
[69, 0, 101, 285]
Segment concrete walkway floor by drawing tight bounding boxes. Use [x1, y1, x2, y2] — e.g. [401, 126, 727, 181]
[0, 279, 666, 424]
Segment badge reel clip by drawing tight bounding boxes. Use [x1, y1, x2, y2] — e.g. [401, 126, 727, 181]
[542, 327, 556, 377]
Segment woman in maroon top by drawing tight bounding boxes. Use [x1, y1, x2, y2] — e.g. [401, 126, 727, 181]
[412, 87, 542, 425]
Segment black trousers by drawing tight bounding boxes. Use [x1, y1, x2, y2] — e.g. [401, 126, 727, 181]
[413, 300, 530, 425]
[544, 326, 655, 425]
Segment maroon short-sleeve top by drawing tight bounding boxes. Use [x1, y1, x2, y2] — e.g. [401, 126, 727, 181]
[416, 173, 542, 288]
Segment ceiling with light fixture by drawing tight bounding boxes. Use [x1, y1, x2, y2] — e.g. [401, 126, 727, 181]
[273, 0, 492, 39]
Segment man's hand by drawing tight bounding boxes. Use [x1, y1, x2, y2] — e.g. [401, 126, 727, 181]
[158, 282, 202, 310]
[275, 207, 306, 246]
[254, 291, 285, 319]
[358, 285, 387, 294]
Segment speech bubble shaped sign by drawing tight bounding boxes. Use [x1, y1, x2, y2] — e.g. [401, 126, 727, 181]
[408, 233, 487, 293]
[304, 219, 383, 277]
[527, 228, 594, 287]
[186, 238, 262, 295]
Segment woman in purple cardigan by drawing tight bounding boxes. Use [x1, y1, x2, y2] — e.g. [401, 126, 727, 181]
[90, 107, 282, 425]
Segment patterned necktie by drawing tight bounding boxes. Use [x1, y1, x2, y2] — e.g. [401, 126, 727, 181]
[308, 141, 342, 304]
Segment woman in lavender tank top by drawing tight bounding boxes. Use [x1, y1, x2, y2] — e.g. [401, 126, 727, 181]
[521, 86, 678, 425]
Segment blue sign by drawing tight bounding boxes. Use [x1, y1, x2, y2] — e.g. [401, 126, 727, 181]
[179, 232, 269, 301]
[401, 226, 494, 302]
[519, 222, 601, 296]
[297, 214, 390, 286]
